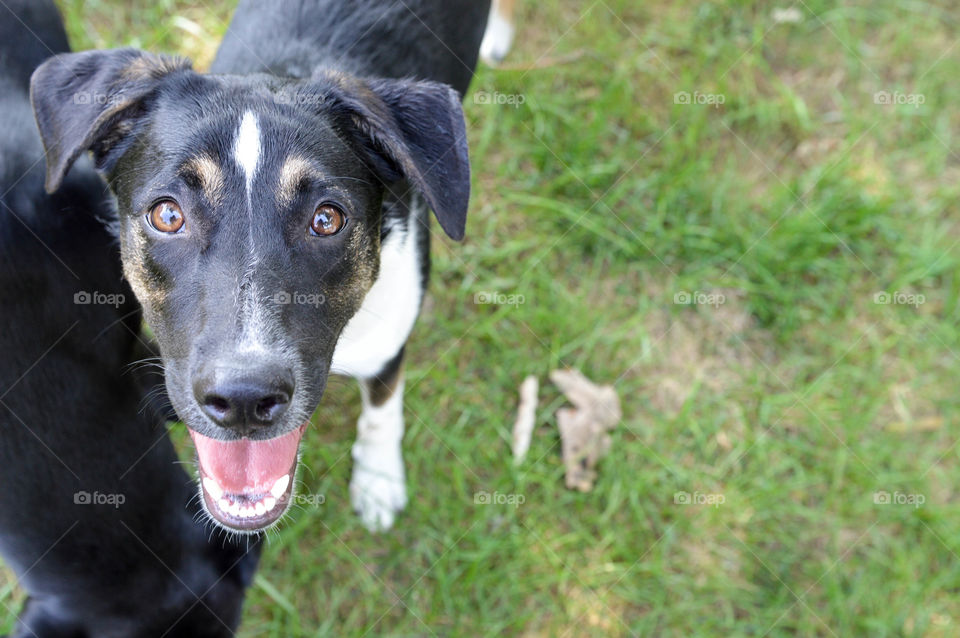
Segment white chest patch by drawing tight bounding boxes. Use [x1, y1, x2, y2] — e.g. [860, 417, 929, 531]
[331, 211, 424, 379]
[233, 111, 261, 193]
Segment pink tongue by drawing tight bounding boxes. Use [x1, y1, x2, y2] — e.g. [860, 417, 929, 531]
[189, 425, 304, 493]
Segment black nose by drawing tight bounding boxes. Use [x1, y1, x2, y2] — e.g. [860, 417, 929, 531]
[193, 360, 295, 434]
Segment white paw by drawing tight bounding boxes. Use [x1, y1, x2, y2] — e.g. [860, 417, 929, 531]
[349, 444, 407, 532]
[480, 11, 515, 65]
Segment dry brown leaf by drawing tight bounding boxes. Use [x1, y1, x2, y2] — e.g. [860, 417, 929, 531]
[550, 369, 621, 492]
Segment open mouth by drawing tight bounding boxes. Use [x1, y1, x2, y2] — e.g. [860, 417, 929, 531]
[189, 424, 306, 531]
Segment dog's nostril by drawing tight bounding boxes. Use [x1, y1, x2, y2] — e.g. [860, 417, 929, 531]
[254, 394, 289, 422]
[204, 396, 231, 418]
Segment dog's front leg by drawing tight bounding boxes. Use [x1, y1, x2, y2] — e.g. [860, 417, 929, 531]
[350, 355, 408, 531]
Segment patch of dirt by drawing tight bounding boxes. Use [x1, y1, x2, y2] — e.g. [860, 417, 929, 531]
[640, 287, 776, 420]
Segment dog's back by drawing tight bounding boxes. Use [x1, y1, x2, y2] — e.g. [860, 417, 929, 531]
[212, 0, 490, 94]
[0, 0, 69, 91]
[0, 2, 259, 636]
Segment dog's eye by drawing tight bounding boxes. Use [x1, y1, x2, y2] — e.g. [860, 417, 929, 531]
[146, 200, 185, 234]
[309, 203, 346, 236]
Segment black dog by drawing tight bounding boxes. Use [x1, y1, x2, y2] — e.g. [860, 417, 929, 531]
[0, 2, 259, 635]
[30, 0, 490, 533]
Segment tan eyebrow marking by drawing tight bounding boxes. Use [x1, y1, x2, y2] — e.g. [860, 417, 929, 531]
[278, 156, 324, 207]
[180, 155, 225, 205]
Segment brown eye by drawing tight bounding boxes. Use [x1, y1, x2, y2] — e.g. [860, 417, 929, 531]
[309, 203, 346, 236]
[147, 200, 185, 234]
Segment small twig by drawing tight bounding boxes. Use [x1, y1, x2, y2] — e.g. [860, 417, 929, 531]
[512, 376, 539, 465]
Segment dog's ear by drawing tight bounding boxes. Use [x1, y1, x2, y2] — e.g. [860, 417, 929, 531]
[316, 75, 471, 240]
[30, 48, 191, 193]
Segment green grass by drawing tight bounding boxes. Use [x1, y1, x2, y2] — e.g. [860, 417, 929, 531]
[5, 0, 960, 635]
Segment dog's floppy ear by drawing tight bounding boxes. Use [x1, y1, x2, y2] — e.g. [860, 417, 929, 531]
[316, 75, 471, 240]
[30, 48, 191, 193]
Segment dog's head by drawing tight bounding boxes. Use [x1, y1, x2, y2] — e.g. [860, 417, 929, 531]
[31, 49, 469, 531]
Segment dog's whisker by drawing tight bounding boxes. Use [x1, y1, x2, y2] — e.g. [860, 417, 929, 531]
[124, 355, 164, 373]
[137, 384, 171, 415]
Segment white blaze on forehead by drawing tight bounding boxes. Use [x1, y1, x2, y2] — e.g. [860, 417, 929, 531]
[233, 110, 269, 351]
[233, 111, 261, 193]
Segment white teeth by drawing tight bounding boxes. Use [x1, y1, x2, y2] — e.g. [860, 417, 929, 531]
[270, 474, 290, 499]
[214, 495, 270, 520]
[207, 473, 290, 520]
[203, 477, 224, 501]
